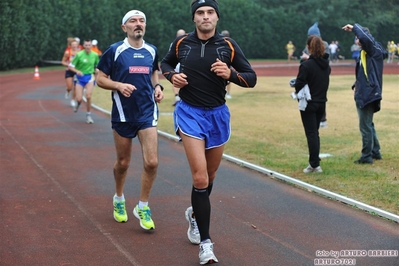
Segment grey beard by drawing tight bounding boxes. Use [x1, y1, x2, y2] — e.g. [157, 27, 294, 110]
[134, 33, 143, 40]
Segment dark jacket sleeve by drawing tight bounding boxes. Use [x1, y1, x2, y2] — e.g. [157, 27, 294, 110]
[228, 39, 257, 88]
[160, 39, 180, 83]
[295, 63, 308, 93]
[352, 23, 387, 111]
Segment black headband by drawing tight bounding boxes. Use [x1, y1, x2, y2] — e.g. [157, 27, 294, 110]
[191, 0, 220, 19]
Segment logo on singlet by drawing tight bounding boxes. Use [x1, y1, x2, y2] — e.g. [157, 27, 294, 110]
[133, 53, 144, 58]
[129, 66, 150, 74]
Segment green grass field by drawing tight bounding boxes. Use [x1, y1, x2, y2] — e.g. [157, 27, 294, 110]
[92, 74, 399, 216]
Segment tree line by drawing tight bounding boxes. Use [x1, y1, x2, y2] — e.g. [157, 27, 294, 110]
[1, 0, 398, 70]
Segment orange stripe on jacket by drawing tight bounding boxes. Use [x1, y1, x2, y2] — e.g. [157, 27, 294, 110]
[223, 38, 235, 62]
[175, 36, 188, 58]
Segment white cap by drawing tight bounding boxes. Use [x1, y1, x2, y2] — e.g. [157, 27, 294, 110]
[122, 10, 146, 25]
[75, 37, 80, 43]
[92, 39, 98, 46]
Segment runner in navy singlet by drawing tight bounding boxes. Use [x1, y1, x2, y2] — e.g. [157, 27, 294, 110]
[96, 10, 164, 230]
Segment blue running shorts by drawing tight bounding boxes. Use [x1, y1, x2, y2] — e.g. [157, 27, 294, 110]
[174, 100, 231, 149]
[76, 74, 94, 87]
[112, 121, 155, 139]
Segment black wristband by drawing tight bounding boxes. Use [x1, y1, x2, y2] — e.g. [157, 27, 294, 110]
[154, 83, 164, 91]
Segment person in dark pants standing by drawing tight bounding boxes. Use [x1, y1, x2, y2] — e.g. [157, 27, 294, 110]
[342, 23, 387, 164]
[295, 35, 331, 173]
[301, 22, 330, 128]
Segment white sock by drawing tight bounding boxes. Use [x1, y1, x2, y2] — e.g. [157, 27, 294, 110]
[114, 194, 124, 202]
[138, 201, 148, 209]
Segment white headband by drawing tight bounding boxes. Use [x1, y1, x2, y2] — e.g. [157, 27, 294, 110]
[122, 10, 146, 24]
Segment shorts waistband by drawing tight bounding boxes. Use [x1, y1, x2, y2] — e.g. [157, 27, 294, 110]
[180, 100, 225, 111]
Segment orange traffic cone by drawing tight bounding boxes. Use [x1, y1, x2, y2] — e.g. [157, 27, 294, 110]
[33, 66, 40, 80]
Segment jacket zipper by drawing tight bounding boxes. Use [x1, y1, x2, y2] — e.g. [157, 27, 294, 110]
[201, 40, 209, 57]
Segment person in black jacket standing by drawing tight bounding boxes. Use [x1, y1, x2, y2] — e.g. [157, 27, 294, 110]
[301, 22, 330, 128]
[342, 23, 387, 164]
[295, 35, 331, 173]
[161, 0, 257, 264]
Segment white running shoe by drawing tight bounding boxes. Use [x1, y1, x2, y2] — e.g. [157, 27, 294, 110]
[86, 115, 94, 124]
[320, 121, 328, 128]
[70, 99, 77, 108]
[73, 102, 80, 113]
[185, 206, 200, 244]
[199, 240, 218, 265]
[65, 91, 69, 99]
[303, 165, 323, 173]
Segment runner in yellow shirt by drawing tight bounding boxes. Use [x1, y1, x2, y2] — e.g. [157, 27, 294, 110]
[286, 40, 296, 62]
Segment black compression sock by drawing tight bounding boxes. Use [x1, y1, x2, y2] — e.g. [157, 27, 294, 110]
[191, 186, 211, 241]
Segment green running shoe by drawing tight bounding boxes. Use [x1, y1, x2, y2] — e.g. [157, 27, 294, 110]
[133, 205, 155, 230]
[113, 198, 128, 223]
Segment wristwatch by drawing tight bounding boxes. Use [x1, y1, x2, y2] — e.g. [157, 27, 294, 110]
[154, 83, 164, 91]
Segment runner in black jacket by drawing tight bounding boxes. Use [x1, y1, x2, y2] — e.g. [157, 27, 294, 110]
[162, 29, 256, 107]
[161, 0, 256, 264]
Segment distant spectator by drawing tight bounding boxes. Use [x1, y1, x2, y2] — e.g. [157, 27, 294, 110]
[329, 41, 338, 62]
[350, 39, 361, 61]
[336, 41, 345, 60]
